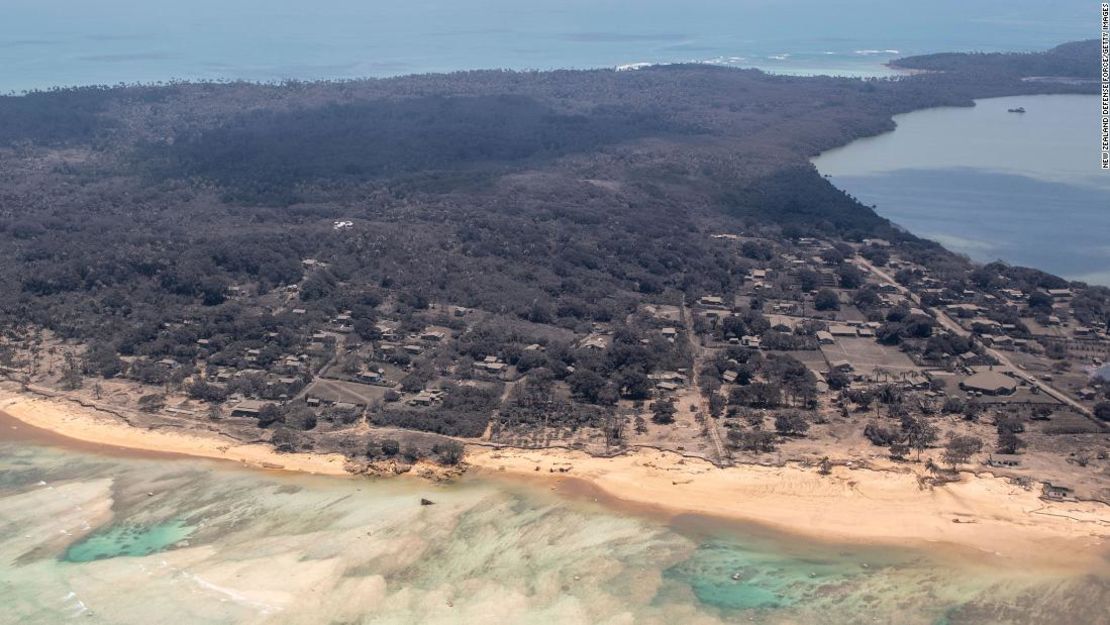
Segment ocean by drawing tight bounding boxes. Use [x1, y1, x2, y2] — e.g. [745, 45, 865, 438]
[813, 95, 1110, 286]
[0, 0, 1097, 92]
[1, 436, 1107, 625]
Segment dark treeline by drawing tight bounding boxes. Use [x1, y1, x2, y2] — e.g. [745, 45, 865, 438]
[140, 95, 684, 204]
[890, 40, 1100, 79]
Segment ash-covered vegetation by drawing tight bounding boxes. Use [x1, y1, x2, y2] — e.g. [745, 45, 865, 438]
[890, 40, 1100, 79]
[0, 42, 1106, 474]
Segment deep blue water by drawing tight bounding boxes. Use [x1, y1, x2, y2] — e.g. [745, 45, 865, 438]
[833, 168, 1110, 283]
[0, 0, 1096, 92]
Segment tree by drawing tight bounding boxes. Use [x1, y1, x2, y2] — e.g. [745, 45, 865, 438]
[863, 422, 899, 446]
[433, 440, 464, 465]
[814, 289, 840, 311]
[257, 403, 282, 427]
[60, 351, 83, 390]
[708, 392, 726, 418]
[995, 428, 1026, 454]
[603, 410, 626, 447]
[774, 412, 810, 436]
[283, 405, 317, 431]
[568, 369, 606, 403]
[186, 380, 228, 403]
[902, 415, 938, 460]
[889, 440, 910, 461]
[379, 439, 401, 457]
[730, 382, 782, 408]
[797, 269, 820, 293]
[818, 456, 832, 475]
[942, 434, 983, 469]
[402, 443, 422, 463]
[650, 397, 677, 425]
[137, 393, 165, 413]
[270, 427, 300, 453]
[837, 264, 864, 289]
[84, 343, 123, 378]
[1094, 402, 1110, 422]
[826, 369, 850, 391]
[727, 429, 777, 452]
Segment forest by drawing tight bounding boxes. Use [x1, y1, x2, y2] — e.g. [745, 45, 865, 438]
[889, 40, 1100, 79]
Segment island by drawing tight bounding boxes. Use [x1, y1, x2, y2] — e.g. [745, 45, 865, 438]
[0, 40, 1106, 560]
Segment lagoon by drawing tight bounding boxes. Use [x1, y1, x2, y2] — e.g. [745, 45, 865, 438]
[1, 434, 1107, 625]
[814, 95, 1110, 285]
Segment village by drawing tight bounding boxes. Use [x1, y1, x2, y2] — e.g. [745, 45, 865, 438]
[1, 231, 1107, 501]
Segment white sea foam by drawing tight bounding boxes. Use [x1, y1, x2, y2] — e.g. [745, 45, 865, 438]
[615, 62, 654, 71]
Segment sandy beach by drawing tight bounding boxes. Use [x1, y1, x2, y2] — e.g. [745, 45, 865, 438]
[0, 392, 350, 476]
[2, 390, 1107, 569]
[467, 446, 1110, 570]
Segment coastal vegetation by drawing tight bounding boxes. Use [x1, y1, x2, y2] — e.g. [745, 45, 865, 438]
[0, 40, 1105, 497]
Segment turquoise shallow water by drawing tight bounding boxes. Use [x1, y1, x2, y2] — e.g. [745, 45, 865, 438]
[0, 438, 1107, 625]
[63, 519, 194, 562]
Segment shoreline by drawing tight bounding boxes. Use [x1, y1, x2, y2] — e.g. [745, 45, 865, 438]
[465, 446, 1110, 571]
[0, 392, 351, 476]
[2, 390, 1108, 570]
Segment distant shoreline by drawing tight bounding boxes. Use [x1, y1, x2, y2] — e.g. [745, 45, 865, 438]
[3, 389, 1106, 572]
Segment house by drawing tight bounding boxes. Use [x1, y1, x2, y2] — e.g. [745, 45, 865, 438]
[830, 360, 853, 372]
[409, 389, 446, 407]
[721, 370, 739, 384]
[475, 356, 508, 375]
[331, 315, 353, 333]
[660, 327, 678, 339]
[420, 330, 447, 342]
[828, 325, 857, 337]
[230, 400, 268, 418]
[579, 335, 608, 350]
[862, 238, 891, 247]
[356, 368, 383, 384]
[698, 295, 726, 308]
[961, 371, 1018, 396]
[815, 331, 835, 345]
[1041, 482, 1074, 501]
